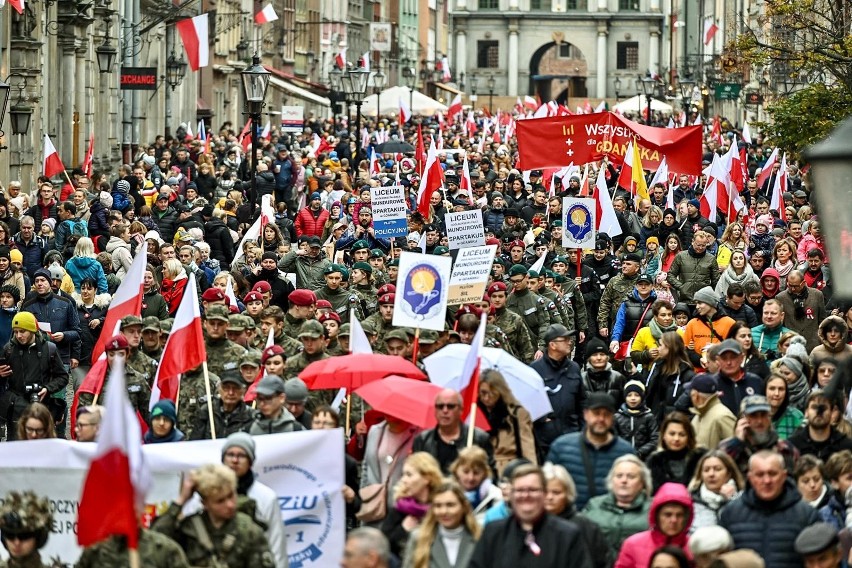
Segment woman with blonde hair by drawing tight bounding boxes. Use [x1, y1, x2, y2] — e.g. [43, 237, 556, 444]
[449, 446, 503, 523]
[382, 452, 445, 557]
[477, 369, 537, 475]
[402, 481, 480, 568]
[715, 222, 747, 269]
[160, 258, 188, 316]
[64, 237, 108, 293]
[688, 449, 743, 531]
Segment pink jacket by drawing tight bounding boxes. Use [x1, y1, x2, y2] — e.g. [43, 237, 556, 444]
[613, 483, 694, 568]
[797, 234, 827, 263]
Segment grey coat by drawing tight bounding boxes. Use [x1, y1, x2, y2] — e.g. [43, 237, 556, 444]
[402, 527, 477, 568]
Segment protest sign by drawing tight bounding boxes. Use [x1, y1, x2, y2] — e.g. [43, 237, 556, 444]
[393, 251, 451, 331]
[0, 430, 344, 567]
[445, 209, 485, 250]
[370, 185, 408, 238]
[562, 197, 597, 249]
[447, 245, 497, 305]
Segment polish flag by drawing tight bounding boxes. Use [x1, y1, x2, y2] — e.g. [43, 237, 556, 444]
[704, 17, 719, 46]
[260, 193, 275, 232]
[514, 97, 524, 114]
[369, 148, 381, 176]
[771, 153, 788, 222]
[439, 57, 452, 82]
[757, 147, 779, 190]
[523, 95, 538, 110]
[416, 136, 445, 218]
[150, 272, 206, 410]
[465, 111, 477, 139]
[81, 133, 95, 177]
[594, 166, 622, 237]
[742, 121, 753, 144]
[505, 119, 516, 140]
[43, 134, 66, 178]
[648, 156, 670, 195]
[617, 139, 649, 202]
[77, 358, 151, 550]
[254, 3, 278, 24]
[237, 118, 251, 149]
[350, 308, 373, 354]
[726, 135, 745, 193]
[260, 121, 271, 140]
[360, 52, 370, 72]
[176, 14, 210, 71]
[579, 164, 591, 197]
[699, 154, 728, 223]
[711, 116, 723, 145]
[7, 0, 23, 14]
[460, 153, 474, 203]
[335, 48, 347, 69]
[311, 132, 331, 156]
[399, 95, 412, 125]
[69, 357, 109, 439]
[447, 94, 463, 124]
[91, 248, 147, 364]
[458, 313, 489, 431]
[224, 275, 239, 309]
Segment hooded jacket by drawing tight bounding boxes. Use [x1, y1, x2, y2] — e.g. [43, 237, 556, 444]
[64, 256, 109, 294]
[760, 267, 781, 298]
[106, 236, 133, 279]
[811, 315, 852, 365]
[249, 407, 305, 435]
[614, 483, 693, 568]
[614, 402, 659, 459]
[666, 247, 720, 302]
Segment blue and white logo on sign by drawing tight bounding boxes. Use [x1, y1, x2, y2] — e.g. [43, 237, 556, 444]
[564, 202, 594, 245]
[276, 464, 334, 568]
[402, 263, 443, 320]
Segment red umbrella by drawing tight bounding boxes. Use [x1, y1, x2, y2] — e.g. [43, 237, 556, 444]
[354, 376, 444, 429]
[300, 353, 427, 391]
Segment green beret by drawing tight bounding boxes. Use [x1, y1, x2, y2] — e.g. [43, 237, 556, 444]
[370, 249, 385, 259]
[387, 259, 400, 267]
[551, 220, 563, 228]
[433, 246, 450, 255]
[324, 263, 344, 276]
[528, 269, 539, 278]
[509, 264, 528, 277]
[544, 270, 557, 279]
[353, 261, 373, 274]
[351, 240, 370, 251]
[554, 274, 566, 284]
[551, 255, 568, 265]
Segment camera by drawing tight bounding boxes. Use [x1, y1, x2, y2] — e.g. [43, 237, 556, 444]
[24, 383, 42, 404]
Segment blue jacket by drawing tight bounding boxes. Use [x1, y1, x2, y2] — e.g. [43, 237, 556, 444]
[0, 306, 15, 350]
[611, 288, 657, 343]
[64, 256, 108, 293]
[546, 431, 635, 509]
[21, 292, 81, 364]
[12, 233, 47, 280]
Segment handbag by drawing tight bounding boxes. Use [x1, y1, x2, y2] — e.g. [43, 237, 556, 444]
[356, 428, 412, 522]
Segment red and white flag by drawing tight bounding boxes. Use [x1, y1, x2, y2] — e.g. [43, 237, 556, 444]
[523, 95, 538, 110]
[648, 156, 670, 195]
[465, 111, 477, 139]
[176, 14, 210, 71]
[360, 52, 370, 71]
[77, 358, 151, 550]
[6, 0, 23, 14]
[150, 272, 206, 409]
[224, 275, 238, 309]
[91, 248, 147, 364]
[254, 3, 278, 24]
[260, 121, 271, 139]
[742, 121, 753, 144]
[447, 94, 463, 124]
[350, 308, 373, 354]
[458, 314, 489, 430]
[399, 95, 412, 125]
[703, 17, 719, 46]
[594, 166, 622, 237]
[416, 136, 445, 218]
[700, 154, 727, 223]
[460, 153, 474, 203]
[369, 148, 380, 176]
[335, 48, 347, 69]
[310, 132, 331, 156]
[81, 133, 95, 177]
[43, 134, 66, 178]
[440, 57, 452, 82]
[771, 153, 788, 221]
[757, 147, 779, 190]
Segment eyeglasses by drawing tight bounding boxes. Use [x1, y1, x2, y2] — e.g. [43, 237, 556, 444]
[224, 452, 249, 461]
[435, 403, 459, 410]
[513, 487, 543, 496]
[256, 395, 277, 403]
[4, 532, 36, 542]
[509, 278, 525, 284]
[25, 426, 45, 436]
[75, 422, 97, 429]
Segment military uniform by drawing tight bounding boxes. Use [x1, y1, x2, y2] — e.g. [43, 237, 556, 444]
[176, 367, 221, 439]
[559, 278, 589, 331]
[539, 287, 572, 329]
[188, 396, 254, 441]
[352, 283, 378, 315]
[280, 313, 305, 339]
[79, 363, 151, 422]
[314, 285, 362, 323]
[0, 491, 63, 568]
[598, 272, 639, 331]
[127, 348, 157, 386]
[506, 288, 553, 352]
[485, 323, 514, 355]
[152, 504, 274, 568]
[75, 528, 189, 568]
[284, 350, 329, 378]
[493, 307, 536, 362]
[142, 344, 163, 361]
[361, 313, 394, 348]
[205, 337, 246, 377]
[273, 331, 303, 359]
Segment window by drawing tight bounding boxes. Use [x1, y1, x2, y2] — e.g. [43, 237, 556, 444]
[558, 43, 583, 59]
[618, 0, 639, 9]
[616, 41, 639, 70]
[530, 0, 545, 9]
[478, 0, 498, 8]
[565, 0, 587, 8]
[477, 40, 499, 68]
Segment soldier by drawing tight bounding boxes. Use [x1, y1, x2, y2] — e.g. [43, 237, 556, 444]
[159, 318, 173, 350]
[382, 328, 411, 357]
[535, 269, 572, 329]
[315, 264, 362, 323]
[77, 528, 189, 567]
[386, 258, 400, 284]
[189, 369, 254, 440]
[258, 306, 303, 358]
[280, 289, 316, 338]
[598, 252, 642, 339]
[284, 320, 330, 377]
[367, 249, 389, 287]
[151, 464, 275, 567]
[141, 316, 163, 360]
[505, 264, 553, 356]
[226, 314, 254, 353]
[204, 305, 247, 378]
[350, 261, 378, 316]
[318, 312, 346, 356]
[361, 293, 396, 346]
[239, 352, 262, 386]
[0, 491, 64, 568]
[79, 334, 150, 422]
[120, 315, 158, 386]
[349, 239, 372, 265]
[242, 290, 265, 325]
[488, 282, 536, 363]
[175, 363, 221, 440]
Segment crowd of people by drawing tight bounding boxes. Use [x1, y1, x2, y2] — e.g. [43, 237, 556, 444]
[0, 108, 849, 568]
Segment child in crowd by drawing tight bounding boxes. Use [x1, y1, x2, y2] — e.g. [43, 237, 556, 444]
[614, 380, 659, 460]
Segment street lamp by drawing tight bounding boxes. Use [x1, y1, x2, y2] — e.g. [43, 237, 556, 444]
[470, 73, 478, 105]
[95, 30, 118, 74]
[241, 54, 271, 218]
[487, 75, 496, 111]
[803, 116, 852, 299]
[165, 51, 187, 91]
[342, 66, 370, 164]
[678, 76, 695, 114]
[8, 94, 32, 136]
[402, 62, 417, 115]
[373, 67, 387, 120]
[637, 73, 656, 123]
[236, 40, 251, 62]
[614, 77, 622, 101]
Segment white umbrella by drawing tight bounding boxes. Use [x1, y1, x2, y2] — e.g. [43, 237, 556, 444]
[612, 94, 673, 114]
[359, 86, 448, 117]
[423, 344, 553, 420]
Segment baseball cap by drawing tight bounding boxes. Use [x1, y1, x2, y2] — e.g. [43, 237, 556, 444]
[741, 395, 771, 415]
[255, 376, 286, 396]
[585, 392, 616, 413]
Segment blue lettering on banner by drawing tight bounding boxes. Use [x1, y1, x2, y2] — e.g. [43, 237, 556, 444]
[273, 463, 335, 568]
[373, 218, 408, 238]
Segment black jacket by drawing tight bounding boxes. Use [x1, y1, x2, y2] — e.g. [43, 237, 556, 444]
[581, 364, 627, 407]
[645, 361, 695, 421]
[530, 355, 585, 458]
[412, 424, 495, 475]
[557, 506, 611, 568]
[0, 334, 68, 429]
[788, 427, 852, 462]
[153, 206, 179, 244]
[204, 218, 236, 269]
[614, 404, 659, 460]
[646, 447, 705, 493]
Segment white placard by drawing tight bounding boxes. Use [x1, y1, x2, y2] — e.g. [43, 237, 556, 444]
[447, 245, 498, 305]
[562, 197, 597, 249]
[369, 23, 392, 52]
[445, 209, 485, 250]
[0, 430, 344, 567]
[392, 251, 451, 331]
[370, 185, 408, 239]
[280, 106, 304, 133]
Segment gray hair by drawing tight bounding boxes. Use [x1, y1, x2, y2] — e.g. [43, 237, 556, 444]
[748, 449, 786, 472]
[606, 454, 653, 497]
[541, 462, 577, 504]
[19, 215, 34, 228]
[346, 527, 389, 564]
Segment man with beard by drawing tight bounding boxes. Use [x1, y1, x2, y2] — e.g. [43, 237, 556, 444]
[804, 248, 831, 301]
[719, 395, 799, 474]
[788, 391, 852, 462]
[336, 207, 390, 253]
[776, 270, 826, 352]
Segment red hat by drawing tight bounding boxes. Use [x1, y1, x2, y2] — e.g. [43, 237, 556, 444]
[243, 291, 263, 304]
[377, 284, 397, 296]
[509, 239, 525, 250]
[378, 293, 395, 305]
[288, 289, 317, 307]
[481, 293, 491, 303]
[201, 288, 225, 302]
[318, 311, 341, 323]
[488, 282, 508, 294]
[485, 237, 500, 246]
[104, 334, 130, 352]
[488, 304, 496, 316]
[252, 281, 272, 294]
[315, 299, 333, 310]
[457, 304, 481, 317]
[261, 344, 286, 365]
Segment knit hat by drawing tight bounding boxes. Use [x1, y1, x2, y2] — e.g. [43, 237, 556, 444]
[585, 337, 609, 358]
[9, 249, 22, 265]
[778, 356, 804, 376]
[693, 286, 720, 306]
[688, 198, 700, 209]
[284, 378, 309, 404]
[41, 218, 56, 231]
[11, 312, 37, 333]
[310, 192, 321, 201]
[624, 380, 645, 399]
[0, 284, 20, 304]
[150, 399, 177, 424]
[222, 432, 256, 463]
[646, 236, 659, 246]
[663, 208, 677, 219]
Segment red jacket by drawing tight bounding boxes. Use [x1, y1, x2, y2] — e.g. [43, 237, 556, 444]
[613, 483, 694, 568]
[295, 206, 330, 238]
[160, 276, 188, 316]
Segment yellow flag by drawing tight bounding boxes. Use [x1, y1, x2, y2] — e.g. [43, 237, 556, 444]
[631, 141, 649, 201]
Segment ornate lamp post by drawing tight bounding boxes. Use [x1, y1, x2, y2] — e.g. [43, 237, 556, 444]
[487, 75, 496, 111]
[241, 54, 271, 218]
[342, 66, 370, 164]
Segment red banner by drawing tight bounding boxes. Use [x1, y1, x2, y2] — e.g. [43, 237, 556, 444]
[516, 112, 703, 175]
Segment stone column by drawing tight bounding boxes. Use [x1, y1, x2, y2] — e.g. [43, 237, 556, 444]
[596, 25, 608, 98]
[58, 35, 79, 167]
[455, 29, 467, 83]
[508, 24, 519, 96]
[649, 29, 660, 76]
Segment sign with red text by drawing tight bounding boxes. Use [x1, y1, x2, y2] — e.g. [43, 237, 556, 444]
[120, 67, 157, 90]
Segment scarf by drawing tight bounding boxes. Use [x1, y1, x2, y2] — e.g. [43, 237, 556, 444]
[699, 482, 732, 511]
[775, 259, 795, 280]
[143, 426, 184, 444]
[723, 264, 754, 285]
[687, 246, 706, 259]
[788, 371, 811, 410]
[237, 470, 256, 496]
[648, 318, 679, 341]
[790, 286, 810, 319]
[395, 496, 429, 518]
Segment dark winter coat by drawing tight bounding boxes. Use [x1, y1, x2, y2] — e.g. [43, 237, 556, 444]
[646, 448, 705, 494]
[530, 355, 586, 458]
[153, 205, 179, 244]
[646, 361, 695, 421]
[581, 364, 627, 407]
[204, 218, 236, 269]
[21, 291, 81, 363]
[614, 404, 659, 459]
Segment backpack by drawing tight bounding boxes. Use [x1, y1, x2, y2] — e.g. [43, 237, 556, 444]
[111, 190, 131, 213]
[62, 219, 88, 259]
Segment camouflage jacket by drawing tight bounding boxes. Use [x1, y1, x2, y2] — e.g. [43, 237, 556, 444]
[205, 338, 246, 377]
[314, 286, 362, 323]
[79, 364, 151, 422]
[75, 528, 189, 568]
[176, 368, 221, 439]
[493, 308, 536, 363]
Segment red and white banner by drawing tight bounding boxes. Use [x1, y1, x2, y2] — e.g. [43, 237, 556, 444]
[91, 248, 147, 363]
[254, 3, 278, 24]
[43, 134, 66, 178]
[176, 14, 210, 71]
[704, 17, 719, 46]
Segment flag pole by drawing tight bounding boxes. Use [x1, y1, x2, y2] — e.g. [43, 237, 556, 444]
[174, 375, 181, 416]
[467, 314, 486, 448]
[202, 361, 217, 439]
[129, 548, 140, 568]
[345, 394, 352, 437]
[411, 327, 420, 364]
